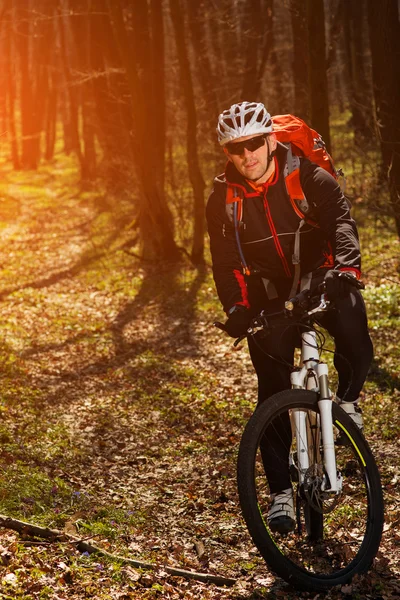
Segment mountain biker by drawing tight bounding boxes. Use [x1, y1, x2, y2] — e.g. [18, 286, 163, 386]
[206, 101, 373, 534]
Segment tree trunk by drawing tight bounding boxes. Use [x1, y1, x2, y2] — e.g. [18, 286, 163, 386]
[89, 0, 131, 186]
[268, 6, 286, 110]
[290, 0, 309, 120]
[108, 0, 180, 262]
[206, 0, 226, 100]
[45, 69, 58, 161]
[241, 0, 263, 99]
[326, 0, 344, 70]
[256, 0, 274, 87]
[306, 0, 331, 151]
[5, 0, 20, 169]
[367, 0, 400, 236]
[31, 0, 54, 165]
[218, 0, 240, 101]
[150, 0, 166, 196]
[16, 0, 38, 169]
[343, 0, 374, 141]
[186, 0, 218, 121]
[69, 0, 97, 180]
[169, 0, 206, 265]
[58, 1, 84, 166]
[185, 0, 221, 165]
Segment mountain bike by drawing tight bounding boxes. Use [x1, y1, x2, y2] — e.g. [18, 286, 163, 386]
[216, 283, 384, 591]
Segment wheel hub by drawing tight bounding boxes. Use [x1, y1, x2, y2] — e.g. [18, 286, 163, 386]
[303, 464, 341, 513]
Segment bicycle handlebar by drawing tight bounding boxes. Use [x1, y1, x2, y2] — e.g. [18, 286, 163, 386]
[214, 276, 365, 346]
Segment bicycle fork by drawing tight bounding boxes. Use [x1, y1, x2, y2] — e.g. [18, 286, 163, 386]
[291, 331, 342, 494]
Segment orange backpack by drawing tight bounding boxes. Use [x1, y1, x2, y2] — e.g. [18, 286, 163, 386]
[272, 114, 337, 174]
[272, 114, 342, 225]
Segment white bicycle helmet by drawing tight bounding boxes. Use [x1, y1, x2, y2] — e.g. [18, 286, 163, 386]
[217, 101, 273, 146]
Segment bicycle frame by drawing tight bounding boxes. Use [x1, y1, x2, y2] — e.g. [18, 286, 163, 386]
[291, 329, 342, 494]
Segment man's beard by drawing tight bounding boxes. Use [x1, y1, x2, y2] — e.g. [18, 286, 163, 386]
[247, 161, 270, 182]
[246, 143, 275, 182]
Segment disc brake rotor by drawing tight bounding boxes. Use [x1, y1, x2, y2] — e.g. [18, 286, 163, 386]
[303, 464, 341, 513]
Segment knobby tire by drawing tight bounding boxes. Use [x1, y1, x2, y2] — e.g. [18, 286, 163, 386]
[237, 389, 384, 592]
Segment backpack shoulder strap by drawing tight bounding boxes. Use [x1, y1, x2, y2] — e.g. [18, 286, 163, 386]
[283, 149, 319, 227]
[282, 142, 300, 176]
[225, 185, 250, 275]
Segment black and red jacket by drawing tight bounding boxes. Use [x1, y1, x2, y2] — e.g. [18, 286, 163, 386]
[206, 143, 361, 313]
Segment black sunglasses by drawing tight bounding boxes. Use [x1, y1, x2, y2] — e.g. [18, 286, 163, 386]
[225, 134, 267, 155]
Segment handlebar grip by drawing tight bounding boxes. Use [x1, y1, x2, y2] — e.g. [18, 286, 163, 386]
[214, 321, 247, 346]
[285, 289, 311, 311]
[319, 275, 365, 292]
[337, 272, 365, 290]
[352, 278, 365, 290]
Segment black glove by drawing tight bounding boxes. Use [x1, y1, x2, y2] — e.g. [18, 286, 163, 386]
[324, 269, 357, 299]
[224, 305, 251, 338]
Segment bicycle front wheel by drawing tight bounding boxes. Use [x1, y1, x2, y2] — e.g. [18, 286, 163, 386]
[237, 390, 384, 592]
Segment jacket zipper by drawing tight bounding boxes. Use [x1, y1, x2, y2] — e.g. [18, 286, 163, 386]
[263, 189, 292, 278]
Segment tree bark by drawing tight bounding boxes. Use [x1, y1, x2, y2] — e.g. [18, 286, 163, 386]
[206, 0, 226, 100]
[58, 1, 84, 166]
[343, 0, 374, 141]
[31, 0, 53, 165]
[150, 0, 166, 196]
[169, 0, 206, 265]
[108, 0, 180, 261]
[45, 69, 58, 161]
[5, 0, 20, 169]
[241, 0, 263, 99]
[256, 0, 274, 86]
[16, 0, 38, 169]
[70, 0, 97, 180]
[306, 0, 331, 151]
[367, 0, 400, 236]
[290, 0, 309, 121]
[89, 0, 131, 186]
[186, 0, 218, 123]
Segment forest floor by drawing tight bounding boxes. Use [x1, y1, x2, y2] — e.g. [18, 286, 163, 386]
[0, 155, 399, 600]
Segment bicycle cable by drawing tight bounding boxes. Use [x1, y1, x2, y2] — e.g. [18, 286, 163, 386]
[249, 317, 355, 401]
[250, 319, 326, 370]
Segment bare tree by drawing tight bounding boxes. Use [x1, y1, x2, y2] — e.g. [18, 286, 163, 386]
[4, 0, 20, 168]
[69, 0, 98, 180]
[186, 0, 218, 122]
[367, 0, 400, 236]
[290, 0, 309, 120]
[170, 0, 206, 264]
[108, 0, 180, 261]
[306, 0, 331, 150]
[241, 0, 273, 100]
[342, 0, 374, 141]
[59, 1, 85, 168]
[16, 0, 38, 168]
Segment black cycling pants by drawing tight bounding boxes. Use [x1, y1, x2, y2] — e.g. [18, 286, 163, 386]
[247, 289, 373, 493]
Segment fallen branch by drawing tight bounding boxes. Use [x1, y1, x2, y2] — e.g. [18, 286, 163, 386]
[0, 514, 235, 587]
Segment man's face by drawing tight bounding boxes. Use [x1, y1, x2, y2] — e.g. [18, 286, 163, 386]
[224, 133, 277, 182]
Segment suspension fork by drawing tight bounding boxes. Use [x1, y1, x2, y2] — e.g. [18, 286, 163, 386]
[290, 331, 341, 493]
[318, 364, 341, 492]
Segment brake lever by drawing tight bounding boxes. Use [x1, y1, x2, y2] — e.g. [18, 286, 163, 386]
[213, 321, 226, 332]
[233, 334, 247, 347]
[307, 293, 330, 316]
[214, 322, 248, 347]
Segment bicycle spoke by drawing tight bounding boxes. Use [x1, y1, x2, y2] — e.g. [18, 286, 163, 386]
[237, 390, 383, 591]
